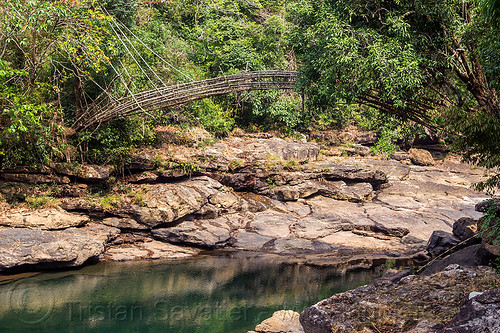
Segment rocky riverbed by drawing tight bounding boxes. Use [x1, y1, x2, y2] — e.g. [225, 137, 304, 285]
[0, 128, 491, 272]
[248, 198, 500, 333]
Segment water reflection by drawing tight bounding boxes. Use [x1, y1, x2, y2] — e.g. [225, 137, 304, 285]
[0, 254, 383, 333]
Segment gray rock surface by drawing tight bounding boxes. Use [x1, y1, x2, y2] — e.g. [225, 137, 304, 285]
[101, 217, 149, 230]
[475, 198, 500, 214]
[0, 173, 70, 184]
[426, 230, 460, 257]
[0, 224, 119, 271]
[299, 266, 500, 333]
[137, 154, 485, 255]
[153, 219, 232, 248]
[53, 163, 114, 181]
[255, 138, 320, 162]
[442, 288, 500, 333]
[421, 244, 493, 275]
[104, 239, 200, 261]
[452, 217, 478, 242]
[77, 164, 114, 181]
[0, 136, 490, 269]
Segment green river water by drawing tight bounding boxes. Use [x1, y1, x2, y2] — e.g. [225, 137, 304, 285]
[0, 254, 383, 333]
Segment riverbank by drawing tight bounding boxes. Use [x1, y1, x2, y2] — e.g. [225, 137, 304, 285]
[0, 128, 491, 273]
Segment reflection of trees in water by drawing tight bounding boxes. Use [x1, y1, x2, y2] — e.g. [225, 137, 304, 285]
[0, 256, 381, 332]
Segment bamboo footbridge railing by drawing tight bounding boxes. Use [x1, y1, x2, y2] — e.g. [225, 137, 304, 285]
[72, 70, 297, 131]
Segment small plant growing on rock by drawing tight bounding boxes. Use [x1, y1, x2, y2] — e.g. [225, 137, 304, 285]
[100, 195, 123, 212]
[385, 259, 396, 270]
[284, 159, 301, 171]
[152, 154, 168, 168]
[262, 153, 281, 171]
[266, 177, 276, 189]
[174, 161, 202, 175]
[228, 159, 244, 171]
[127, 189, 146, 207]
[490, 257, 500, 273]
[370, 129, 398, 158]
[262, 154, 302, 172]
[197, 138, 217, 149]
[25, 195, 58, 209]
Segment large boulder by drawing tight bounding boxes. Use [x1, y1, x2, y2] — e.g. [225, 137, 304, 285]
[101, 217, 149, 230]
[452, 217, 478, 242]
[253, 310, 304, 333]
[150, 212, 252, 248]
[153, 220, 232, 248]
[319, 164, 388, 190]
[61, 176, 246, 228]
[475, 198, 500, 214]
[421, 244, 494, 276]
[270, 180, 374, 202]
[131, 177, 244, 227]
[426, 230, 460, 257]
[409, 148, 435, 166]
[53, 163, 114, 182]
[0, 223, 119, 271]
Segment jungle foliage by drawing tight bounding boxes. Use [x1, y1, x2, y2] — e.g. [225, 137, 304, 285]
[289, 0, 499, 190]
[0, 0, 498, 191]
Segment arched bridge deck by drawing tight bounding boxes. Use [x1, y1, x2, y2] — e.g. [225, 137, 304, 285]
[73, 70, 297, 131]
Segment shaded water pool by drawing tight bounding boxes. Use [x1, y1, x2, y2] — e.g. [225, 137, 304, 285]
[0, 254, 383, 333]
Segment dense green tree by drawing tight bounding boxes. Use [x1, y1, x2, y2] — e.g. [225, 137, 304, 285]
[289, 0, 498, 118]
[0, 0, 116, 166]
[289, 0, 499, 190]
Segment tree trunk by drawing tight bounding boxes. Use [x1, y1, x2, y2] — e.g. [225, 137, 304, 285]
[467, 58, 500, 117]
[454, 47, 500, 118]
[74, 75, 83, 118]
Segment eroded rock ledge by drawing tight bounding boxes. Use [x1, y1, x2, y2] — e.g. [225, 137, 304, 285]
[0, 131, 490, 272]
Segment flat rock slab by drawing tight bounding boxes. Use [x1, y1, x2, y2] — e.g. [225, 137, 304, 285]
[203, 137, 320, 163]
[0, 209, 88, 230]
[103, 240, 200, 261]
[0, 173, 70, 184]
[0, 224, 119, 271]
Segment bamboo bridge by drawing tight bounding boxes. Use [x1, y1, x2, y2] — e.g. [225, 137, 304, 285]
[72, 70, 297, 131]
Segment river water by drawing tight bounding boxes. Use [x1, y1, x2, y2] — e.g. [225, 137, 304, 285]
[0, 254, 383, 333]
